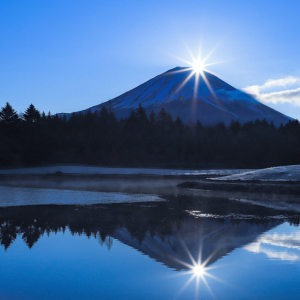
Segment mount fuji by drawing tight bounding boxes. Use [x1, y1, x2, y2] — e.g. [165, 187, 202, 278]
[62, 67, 291, 125]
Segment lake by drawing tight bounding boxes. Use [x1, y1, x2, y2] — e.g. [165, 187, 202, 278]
[0, 186, 300, 299]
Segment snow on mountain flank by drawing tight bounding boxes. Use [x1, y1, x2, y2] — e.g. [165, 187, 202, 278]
[60, 67, 292, 125]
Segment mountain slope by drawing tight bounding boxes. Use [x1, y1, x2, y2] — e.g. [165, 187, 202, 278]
[62, 67, 291, 125]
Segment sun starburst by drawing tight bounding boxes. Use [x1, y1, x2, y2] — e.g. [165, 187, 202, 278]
[169, 239, 227, 300]
[170, 44, 225, 101]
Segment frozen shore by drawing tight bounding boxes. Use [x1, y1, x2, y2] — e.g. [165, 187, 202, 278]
[0, 186, 164, 207]
[0, 166, 253, 176]
[210, 164, 300, 181]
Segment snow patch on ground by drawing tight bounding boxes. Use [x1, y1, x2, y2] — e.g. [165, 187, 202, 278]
[186, 210, 288, 220]
[210, 165, 300, 181]
[0, 186, 164, 207]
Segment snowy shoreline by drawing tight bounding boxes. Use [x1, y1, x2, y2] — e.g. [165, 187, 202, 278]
[0, 186, 164, 207]
[210, 164, 300, 181]
[0, 165, 253, 176]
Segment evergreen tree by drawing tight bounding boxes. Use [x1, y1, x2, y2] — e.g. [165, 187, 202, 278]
[229, 120, 241, 135]
[175, 116, 184, 131]
[136, 104, 148, 122]
[23, 104, 41, 122]
[195, 120, 203, 135]
[126, 109, 138, 129]
[215, 122, 227, 133]
[149, 111, 156, 125]
[99, 106, 109, 125]
[0, 102, 19, 125]
[157, 108, 167, 122]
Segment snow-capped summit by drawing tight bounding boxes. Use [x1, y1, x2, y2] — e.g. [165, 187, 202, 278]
[62, 67, 291, 125]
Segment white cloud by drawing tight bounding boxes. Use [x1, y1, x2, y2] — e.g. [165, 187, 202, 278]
[244, 242, 300, 261]
[242, 85, 261, 97]
[243, 233, 300, 262]
[260, 233, 300, 250]
[259, 88, 300, 106]
[262, 77, 300, 90]
[242, 76, 300, 106]
[262, 248, 299, 261]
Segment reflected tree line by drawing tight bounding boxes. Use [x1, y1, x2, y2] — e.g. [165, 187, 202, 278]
[1, 102, 300, 168]
[0, 196, 299, 251]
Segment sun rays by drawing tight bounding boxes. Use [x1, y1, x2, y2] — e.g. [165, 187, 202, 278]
[173, 253, 220, 300]
[170, 44, 225, 100]
[169, 238, 228, 300]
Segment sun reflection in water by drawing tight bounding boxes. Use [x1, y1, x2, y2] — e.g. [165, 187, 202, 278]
[171, 242, 225, 300]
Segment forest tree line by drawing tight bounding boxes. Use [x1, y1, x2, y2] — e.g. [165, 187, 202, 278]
[0, 102, 300, 169]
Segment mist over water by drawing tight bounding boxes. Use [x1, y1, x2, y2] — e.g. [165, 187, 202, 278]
[1, 174, 300, 205]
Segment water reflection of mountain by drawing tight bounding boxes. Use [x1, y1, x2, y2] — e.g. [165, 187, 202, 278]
[0, 196, 299, 270]
[113, 218, 281, 270]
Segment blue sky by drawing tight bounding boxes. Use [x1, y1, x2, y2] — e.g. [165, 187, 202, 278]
[1, 0, 300, 119]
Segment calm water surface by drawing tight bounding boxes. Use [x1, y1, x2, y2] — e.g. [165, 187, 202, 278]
[0, 187, 300, 300]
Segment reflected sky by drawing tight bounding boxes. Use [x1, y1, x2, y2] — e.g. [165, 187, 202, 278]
[0, 194, 300, 299]
[244, 227, 300, 262]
